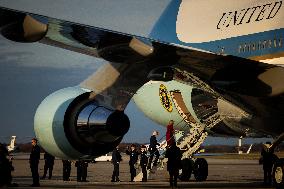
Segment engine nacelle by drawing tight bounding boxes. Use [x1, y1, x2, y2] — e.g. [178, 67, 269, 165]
[34, 87, 130, 159]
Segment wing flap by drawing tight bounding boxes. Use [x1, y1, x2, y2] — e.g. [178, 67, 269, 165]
[0, 9, 47, 42]
[0, 0, 168, 38]
[0, 7, 155, 63]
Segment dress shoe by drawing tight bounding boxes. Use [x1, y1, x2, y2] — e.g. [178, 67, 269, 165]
[30, 183, 40, 187]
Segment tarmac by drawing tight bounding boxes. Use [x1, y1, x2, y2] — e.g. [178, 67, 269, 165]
[8, 154, 271, 189]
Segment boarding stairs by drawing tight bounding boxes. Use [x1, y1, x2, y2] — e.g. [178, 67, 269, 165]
[134, 113, 222, 181]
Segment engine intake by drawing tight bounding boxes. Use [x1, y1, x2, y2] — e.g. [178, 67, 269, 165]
[34, 87, 129, 159]
[65, 99, 130, 156]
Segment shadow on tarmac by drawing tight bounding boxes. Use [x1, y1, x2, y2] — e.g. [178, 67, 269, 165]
[8, 181, 271, 189]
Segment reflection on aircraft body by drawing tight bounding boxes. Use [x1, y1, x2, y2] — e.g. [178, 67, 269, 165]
[0, 0, 284, 186]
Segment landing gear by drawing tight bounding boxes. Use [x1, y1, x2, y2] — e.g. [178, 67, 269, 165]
[179, 158, 194, 181]
[273, 159, 284, 188]
[179, 158, 208, 182]
[193, 158, 208, 181]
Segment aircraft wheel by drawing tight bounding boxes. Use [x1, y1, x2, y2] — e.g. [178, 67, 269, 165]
[193, 158, 208, 181]
[273, 159, 284, 188]
[179, 158, 194, 181]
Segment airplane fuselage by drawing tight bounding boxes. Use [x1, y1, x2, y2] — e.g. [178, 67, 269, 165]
[133, 78, 284, 138]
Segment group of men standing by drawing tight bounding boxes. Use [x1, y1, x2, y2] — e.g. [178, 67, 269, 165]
[111, 143, 149, 183]
[1, 119, 181, 188]
[127, 144, 149, 182]
[110, 129, 161, 183]
[27, 123, 282, 188]
[157, 120, 182, 188]
[1, 119, 281, 188]
[1, 120, 179, 187]
[111, 120, 182, 187]
[62, 159, 89, 182]
[29, 138, 89, 186]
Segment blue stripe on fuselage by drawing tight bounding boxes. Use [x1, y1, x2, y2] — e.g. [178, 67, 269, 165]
[149, 0, 284, 59]
[191, 28, 284, 58]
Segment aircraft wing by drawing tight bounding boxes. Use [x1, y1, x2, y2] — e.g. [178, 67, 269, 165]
[1, 4, 283, 92]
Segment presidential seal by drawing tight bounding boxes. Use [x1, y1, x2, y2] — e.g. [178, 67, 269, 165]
[159, 84, 173, 112]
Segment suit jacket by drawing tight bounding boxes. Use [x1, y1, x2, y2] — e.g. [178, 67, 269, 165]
[126, 149, 138, 165]
[29, 145, 40, 165]
[165, 145, 182, 171]
[44, 152, 55, 165]
[149, 136, 159, 150]
[112, 149, 122, 164]
[140, 151, 148, 166]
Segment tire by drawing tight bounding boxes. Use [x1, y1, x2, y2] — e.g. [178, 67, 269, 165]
[273, 158, 284, 189]
[193, 158, 208, 182]
[179, 158, 194, 181]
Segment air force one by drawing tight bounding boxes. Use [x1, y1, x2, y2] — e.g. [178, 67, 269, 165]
[0, 0, 284, 184]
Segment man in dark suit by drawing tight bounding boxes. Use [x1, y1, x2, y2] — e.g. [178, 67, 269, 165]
[0, 143, 13, 188]
[261, 142, 277, 186]
[41, 151, 55, 179]
[29, 138, 41, 187]
[165, 142, 182, 188]
[140, 145, 148, 182]
[126, 144, 139, 182]
[111, 146, 122, 182]
[75, 160, 89, 182]
[81, 160, 89, 182]
[75, 160, 82, 182]
[147, 131, 160, 169]
[62, 160, 72, 181]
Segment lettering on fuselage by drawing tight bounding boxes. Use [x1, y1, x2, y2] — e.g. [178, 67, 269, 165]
[217, 1, 282, 30]
[159, 84, 173, 112]
[238, 34, 283, 53]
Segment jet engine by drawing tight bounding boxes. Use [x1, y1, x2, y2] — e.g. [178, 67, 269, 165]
[34, 87, 130, 159]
